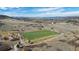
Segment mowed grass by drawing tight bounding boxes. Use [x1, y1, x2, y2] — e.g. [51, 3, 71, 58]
[23, 30, 58, 41]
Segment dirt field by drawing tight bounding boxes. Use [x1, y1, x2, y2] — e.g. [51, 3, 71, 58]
[0, 19, 79, 51]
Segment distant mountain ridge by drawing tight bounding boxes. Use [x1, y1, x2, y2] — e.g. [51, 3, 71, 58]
[0, 15, 79, 21]
[0, 15, 11, 19]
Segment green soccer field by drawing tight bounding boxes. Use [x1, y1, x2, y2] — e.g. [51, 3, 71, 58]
[23, 30, 58, 41]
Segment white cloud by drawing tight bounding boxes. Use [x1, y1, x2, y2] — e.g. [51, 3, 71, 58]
[0, 7, 9, 10]
[0, 7, 20, 10]
[7, 11, 79, 17]
[45, 11, 79, 17]
[1, 7, 79, 17]
[24, 10, 79, 17]
[61, 11, 79, 16]
[33, 7, 63, 12]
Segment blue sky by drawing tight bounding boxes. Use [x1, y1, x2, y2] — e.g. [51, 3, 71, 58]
[0, 7, 79, 17]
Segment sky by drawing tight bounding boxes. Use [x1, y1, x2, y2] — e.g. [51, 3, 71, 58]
[0, 7, 79, 17]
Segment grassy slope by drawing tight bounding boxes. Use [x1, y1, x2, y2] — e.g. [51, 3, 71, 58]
[23, 30, 58, 41]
